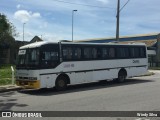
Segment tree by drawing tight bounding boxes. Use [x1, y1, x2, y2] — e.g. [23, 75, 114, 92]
[0, 13, 18, 47]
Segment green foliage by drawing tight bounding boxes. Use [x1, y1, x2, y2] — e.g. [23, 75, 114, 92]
[0, 13, 18, 36]
[0, 64, 15, 85]
[0, 14, 9, 33]
[0, 13, 18, 44]
[0, 78, 12, 85]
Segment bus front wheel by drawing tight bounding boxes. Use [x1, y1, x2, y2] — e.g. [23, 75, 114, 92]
[55, 76, 67, 91]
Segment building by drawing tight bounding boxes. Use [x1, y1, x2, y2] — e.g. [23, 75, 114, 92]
[77, 33, 160, 67]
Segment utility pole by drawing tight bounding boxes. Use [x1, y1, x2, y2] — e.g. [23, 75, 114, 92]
[41, 35, 42, 40]
[23, 23, 26, 44]
[116, 0, 120, 41]
[72, 10, 77, 42]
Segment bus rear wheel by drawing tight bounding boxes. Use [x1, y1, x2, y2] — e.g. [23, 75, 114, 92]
[116, 70, 127, 83]
[55, 76, 67, 91]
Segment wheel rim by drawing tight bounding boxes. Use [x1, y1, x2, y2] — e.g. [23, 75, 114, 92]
[119, 75, 125, 82]
[58, 79, 65, 87]
[118, 71, 126, 82]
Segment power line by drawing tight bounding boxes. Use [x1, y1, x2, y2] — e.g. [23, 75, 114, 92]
[119, 0, 130, 12]
[52, 0, 115, 9]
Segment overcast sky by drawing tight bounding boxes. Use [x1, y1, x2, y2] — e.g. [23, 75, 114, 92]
[0, 0, 160, 42]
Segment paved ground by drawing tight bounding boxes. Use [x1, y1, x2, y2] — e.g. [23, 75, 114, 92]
[0, 70, 160, 120]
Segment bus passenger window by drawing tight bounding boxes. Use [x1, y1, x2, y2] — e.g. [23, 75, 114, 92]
[74, 48, 81, 59]
[62, 47, 73, 60]
[42, 52, 45, 60]
[62, 48, 67, 59]
[84, 48, 92, 59]
[92, 48, 97, 59]
[41, 51, 59, 68]
[50, 52, 58, 60]
[130, 48, 139, 58]
[140, 47, 146, 58]
[109, 48, 115, 58]
[102, 48, 109, 59]
[67, 48, 72, 59]
[117, 48, 129, 58]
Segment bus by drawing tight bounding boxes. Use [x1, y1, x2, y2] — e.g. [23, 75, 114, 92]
[16, 41, 148, 90]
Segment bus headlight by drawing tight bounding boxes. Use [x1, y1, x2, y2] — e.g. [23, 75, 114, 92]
[29, 77, 37, 80]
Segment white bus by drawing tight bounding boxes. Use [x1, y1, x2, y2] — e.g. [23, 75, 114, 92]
[16, 41, 148, 90]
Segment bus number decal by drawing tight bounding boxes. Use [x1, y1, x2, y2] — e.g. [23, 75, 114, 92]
[64, 64, 75, 68]
[133, 60, 139, 63]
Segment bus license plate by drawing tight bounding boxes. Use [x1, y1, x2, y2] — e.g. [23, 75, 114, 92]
[19, 81, 28, 85]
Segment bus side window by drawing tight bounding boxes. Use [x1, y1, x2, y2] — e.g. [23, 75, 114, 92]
[135, 48, 140, 58]
[67, 47, 72, 59]
[130, 47, 140, 58]
[102, 48, 108, 59]
[50, 52, 58, 60]
[84, 47, 92, 59]
[140, 47, 146, 58]
[97, 48, 102, 58]
[62, 47, 73, 60]
[42, 52, 45, 60]
[74, 48, 81, 60]
[62, 48, 67, 60]
[41, 51, 59, 68]
[109, 48, 115, 58]
[92, 48, 97, 59]
[130, 48, 134, 58]
[77, 48, 81, 59]
[117, 47, 130, 58]
[124, 48, 130, 58]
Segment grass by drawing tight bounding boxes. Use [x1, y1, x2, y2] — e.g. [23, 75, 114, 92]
[0, 64, 15, 86]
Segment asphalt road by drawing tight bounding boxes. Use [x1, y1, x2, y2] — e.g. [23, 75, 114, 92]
[0, 70, 160, 120]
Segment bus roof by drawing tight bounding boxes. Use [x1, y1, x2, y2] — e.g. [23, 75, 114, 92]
[20, 41, 53, 49]
[20, 41, 146, 49]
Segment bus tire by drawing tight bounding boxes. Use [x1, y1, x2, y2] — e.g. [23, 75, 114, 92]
[55, 76, 67, 91]
[116, 69, 127, 83]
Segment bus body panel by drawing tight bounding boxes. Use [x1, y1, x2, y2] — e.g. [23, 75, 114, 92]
[40, 74, 57, 88]
[38, 58, 147, 87]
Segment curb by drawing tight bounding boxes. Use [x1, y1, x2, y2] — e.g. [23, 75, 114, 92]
[0, 85, 22, 93]
[142, 71, 155, 76]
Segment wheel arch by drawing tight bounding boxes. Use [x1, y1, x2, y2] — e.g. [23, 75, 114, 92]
[56, 73, 70, 85]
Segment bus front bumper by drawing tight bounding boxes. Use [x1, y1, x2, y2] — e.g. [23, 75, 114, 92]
[16, 80, 40, 89]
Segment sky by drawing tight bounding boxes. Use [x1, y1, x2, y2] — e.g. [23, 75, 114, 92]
[0, 0, 160, 42]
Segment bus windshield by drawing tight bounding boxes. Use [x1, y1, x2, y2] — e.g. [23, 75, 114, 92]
[17, 48, 40, 69]
[16, 44, 60, 69]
